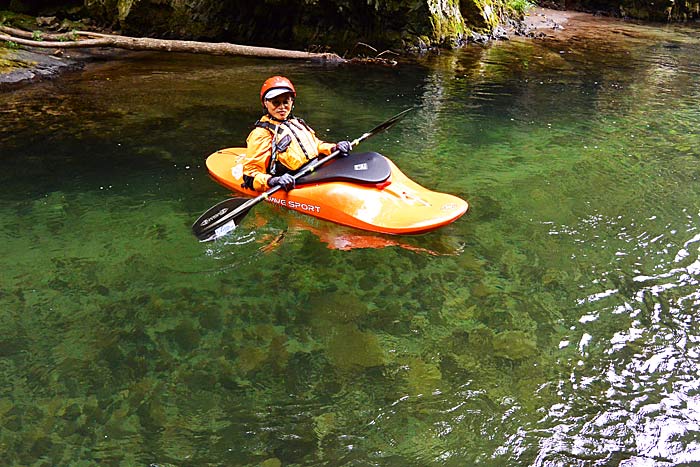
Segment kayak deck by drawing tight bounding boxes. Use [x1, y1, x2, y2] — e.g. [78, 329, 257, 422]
[206, 148, 468, 235]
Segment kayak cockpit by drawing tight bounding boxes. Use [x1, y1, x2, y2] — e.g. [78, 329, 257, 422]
[297, 151, 391, 186]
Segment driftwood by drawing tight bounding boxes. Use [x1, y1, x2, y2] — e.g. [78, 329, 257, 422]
[0, 25, 345, 63]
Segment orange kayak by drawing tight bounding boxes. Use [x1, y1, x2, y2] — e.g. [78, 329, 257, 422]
[206, 148, 468, 235]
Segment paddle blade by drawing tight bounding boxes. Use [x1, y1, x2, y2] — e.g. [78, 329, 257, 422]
[366, 108, 414, 137]
[191, 197, 251, 241]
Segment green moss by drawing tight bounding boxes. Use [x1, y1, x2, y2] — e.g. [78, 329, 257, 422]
[460, 0, 500, 32]
[308, 291, 370, 326]
[0, 9, 37, 29]
[619, 1, 700, 21]
[506, 0, 534, 17]
[426, 0, 467, 46]
[0, 56, 13, 73]
[468, 326, 495, 353]
[562, 0, 699, 21]
[313, 412, 339, 442]
[0, 398, 13, 421]
[0, 49, 33, 75]
[79, 0, 502, 51]
[169, 319, 201, 352]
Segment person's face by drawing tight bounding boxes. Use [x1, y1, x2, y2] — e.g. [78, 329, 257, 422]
[264, 92, 294, 120]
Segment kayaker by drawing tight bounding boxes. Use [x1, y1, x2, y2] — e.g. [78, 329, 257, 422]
[242, 76, 352, 192]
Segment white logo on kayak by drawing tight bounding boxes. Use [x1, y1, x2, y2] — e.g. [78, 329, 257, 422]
[267, 197, 320, 213]
[353, 163, 368, 171]
[231, 164, 243, 179]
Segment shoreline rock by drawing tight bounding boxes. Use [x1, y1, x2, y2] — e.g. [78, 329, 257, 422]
[0, 46, 135, 89]
[0, 48, 83, 87]
[521, 7, 571, 35]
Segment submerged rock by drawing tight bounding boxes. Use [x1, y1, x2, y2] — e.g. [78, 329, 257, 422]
[326, 324, 385, 371]
[236, 346, 267, 373]
[308, 291, 369, 326]
[492, 330, 538, 360]
[405, 357, 443, 395]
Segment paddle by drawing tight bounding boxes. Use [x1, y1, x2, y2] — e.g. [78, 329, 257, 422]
[192, 108, 413, 242]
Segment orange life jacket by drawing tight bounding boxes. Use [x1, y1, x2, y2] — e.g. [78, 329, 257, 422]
[243, 115, 335, 191]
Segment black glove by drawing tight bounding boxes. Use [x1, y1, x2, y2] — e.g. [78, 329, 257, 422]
[335, 140, 352, 157]
[268, 173, 295, 191]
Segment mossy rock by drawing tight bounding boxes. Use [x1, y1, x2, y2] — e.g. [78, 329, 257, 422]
[426, 0, 467, 46]
[459, 0, 499, 31]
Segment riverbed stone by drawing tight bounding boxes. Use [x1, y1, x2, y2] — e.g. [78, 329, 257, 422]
[326, 324, 385, 370]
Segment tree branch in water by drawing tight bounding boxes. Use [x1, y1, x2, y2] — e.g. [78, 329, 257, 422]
[0, 25, 345, 63]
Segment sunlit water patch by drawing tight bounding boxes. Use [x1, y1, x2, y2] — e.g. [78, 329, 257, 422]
[497, 206, 700, 465]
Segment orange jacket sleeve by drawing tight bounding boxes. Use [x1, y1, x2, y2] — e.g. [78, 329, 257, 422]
[318, 140, 336, 155]
[244, 128, 274, 191]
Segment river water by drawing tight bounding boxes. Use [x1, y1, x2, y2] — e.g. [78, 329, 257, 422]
[1, 13, 700, 467]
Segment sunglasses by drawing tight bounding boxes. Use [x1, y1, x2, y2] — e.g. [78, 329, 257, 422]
[266, 95, 294, 108]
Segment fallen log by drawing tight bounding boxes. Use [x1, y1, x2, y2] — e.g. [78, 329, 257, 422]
[0, 25, 91, 40]
[0, 25, 345, 63]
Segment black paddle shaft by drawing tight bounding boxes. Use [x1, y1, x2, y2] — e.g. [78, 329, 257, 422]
[192, 108, 414, 242]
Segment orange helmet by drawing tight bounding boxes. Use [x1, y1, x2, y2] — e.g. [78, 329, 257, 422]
[260, 76, 296, 103]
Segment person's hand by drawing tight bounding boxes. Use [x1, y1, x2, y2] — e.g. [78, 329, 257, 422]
[335, 140, 352, 157]
[268, 173, 295, 191]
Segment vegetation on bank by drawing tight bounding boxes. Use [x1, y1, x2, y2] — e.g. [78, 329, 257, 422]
[1, 0, 697, 56]
[3, 0, 532, 54]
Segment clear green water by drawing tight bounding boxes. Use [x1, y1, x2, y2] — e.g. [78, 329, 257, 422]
[2, 17, 700, 466]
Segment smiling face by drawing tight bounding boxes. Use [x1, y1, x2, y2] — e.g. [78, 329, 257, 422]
[264, 92, 294, 120]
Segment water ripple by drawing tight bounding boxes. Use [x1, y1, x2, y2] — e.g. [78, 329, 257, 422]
[511, 208, 700, 465]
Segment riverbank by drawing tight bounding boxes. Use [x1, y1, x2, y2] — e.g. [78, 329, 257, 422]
[0, 8, 595, 88]
[521, 7, 572, 35]
[0, 46, 134, 88]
